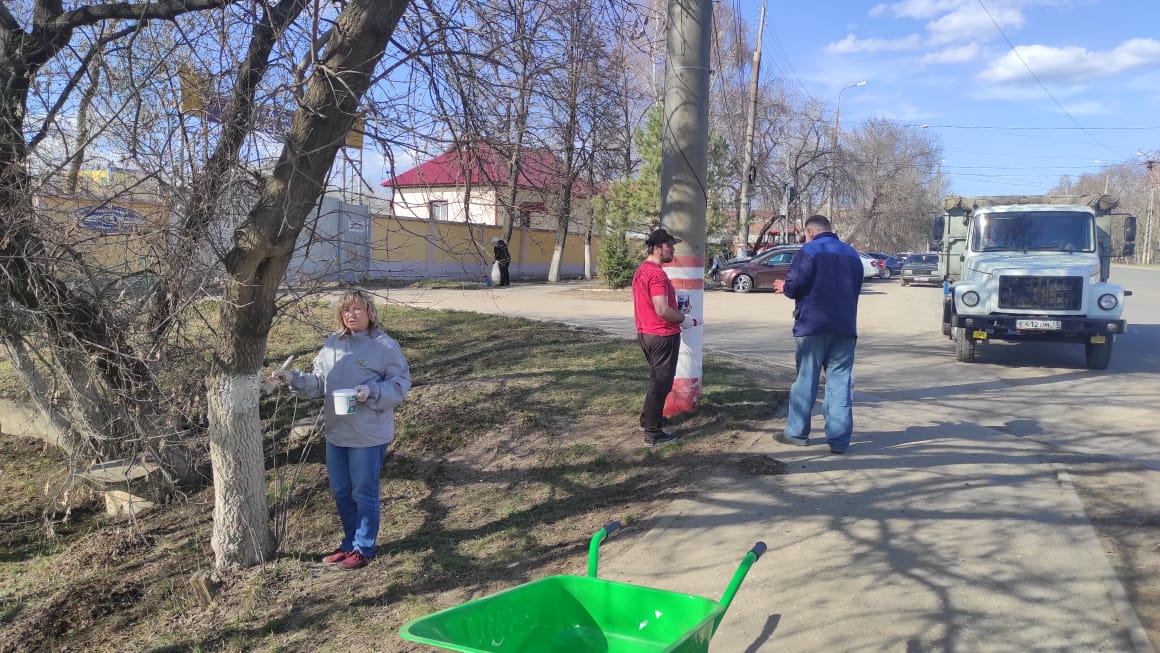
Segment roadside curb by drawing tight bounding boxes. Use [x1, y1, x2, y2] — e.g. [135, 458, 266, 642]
[1051, 463, 1156, 653]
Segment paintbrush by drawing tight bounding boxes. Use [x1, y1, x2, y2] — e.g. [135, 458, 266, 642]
[261, 355, 296, 394]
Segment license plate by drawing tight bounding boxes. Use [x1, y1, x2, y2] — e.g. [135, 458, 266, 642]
[972, 330, 988, 340]
[1090, 335, 1106, 344]
[1016, 319, 1061, 330]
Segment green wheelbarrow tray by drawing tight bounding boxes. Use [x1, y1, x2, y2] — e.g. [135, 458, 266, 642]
[399, 521, 766, 653]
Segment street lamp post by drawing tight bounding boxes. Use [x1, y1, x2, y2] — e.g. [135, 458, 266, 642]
[828, 80, 866, 228]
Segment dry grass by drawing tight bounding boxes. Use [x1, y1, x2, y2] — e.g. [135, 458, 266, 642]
[0, 301, 790, 652]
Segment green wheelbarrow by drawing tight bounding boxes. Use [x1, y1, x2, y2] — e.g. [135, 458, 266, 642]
[399, 521, 766, 653]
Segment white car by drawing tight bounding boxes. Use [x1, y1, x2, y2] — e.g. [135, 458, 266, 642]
[857, 252, 881, 279]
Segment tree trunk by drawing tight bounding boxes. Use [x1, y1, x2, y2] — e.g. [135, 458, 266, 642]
[0, 334, 80, 454]
[206, 0, 411, 569]
[208, 371, 275, 568]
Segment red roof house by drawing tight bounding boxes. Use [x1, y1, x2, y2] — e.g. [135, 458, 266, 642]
[383, 143, 590, 231]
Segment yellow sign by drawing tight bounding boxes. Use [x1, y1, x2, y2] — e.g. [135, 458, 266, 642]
[345, 114, 366, 149]
[181, 63, 365, 148]
[178, 64, 213, 114]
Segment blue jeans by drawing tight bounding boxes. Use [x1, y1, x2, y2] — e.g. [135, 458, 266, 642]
[784, 334, 857, 451]
[326, 441, 388, 556]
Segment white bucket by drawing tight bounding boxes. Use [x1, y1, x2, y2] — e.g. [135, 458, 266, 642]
[332, 389, 358, 415]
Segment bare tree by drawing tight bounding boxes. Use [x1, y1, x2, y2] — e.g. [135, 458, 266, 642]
[840, 117, 941, 252]
[1, 0, 414, 571]
[1, 0, 256, 491]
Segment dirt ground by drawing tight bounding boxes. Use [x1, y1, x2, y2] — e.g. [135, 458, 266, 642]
[0, 390, 788, 651]
[1061, 455, 1160, 644]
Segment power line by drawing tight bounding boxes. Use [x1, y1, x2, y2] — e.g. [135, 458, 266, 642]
[975, 0, 1122, 159]
[903, 124, 1160, 131]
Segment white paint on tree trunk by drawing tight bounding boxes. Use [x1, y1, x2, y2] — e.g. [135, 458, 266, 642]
[548, 244, 564, 282]
[208, 372, 275, 569]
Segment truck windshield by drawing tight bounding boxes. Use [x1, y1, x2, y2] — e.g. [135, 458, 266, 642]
[971, 211, 1094, 253]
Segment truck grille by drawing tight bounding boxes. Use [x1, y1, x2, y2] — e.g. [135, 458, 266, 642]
[998, 276, 1082, 310]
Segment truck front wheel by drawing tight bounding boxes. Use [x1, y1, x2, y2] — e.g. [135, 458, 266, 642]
[954, 328, 977, 363]
[1085, 339, 1113, 370]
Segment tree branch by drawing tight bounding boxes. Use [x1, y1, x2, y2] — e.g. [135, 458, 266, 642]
[49, 0, 242, 31]
[150, 0, 308, 339]
[0, 4, 19, 32]
[28, 24, 138, 150]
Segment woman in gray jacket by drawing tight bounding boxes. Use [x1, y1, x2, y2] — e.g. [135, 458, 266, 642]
[269, 290, 411, 569]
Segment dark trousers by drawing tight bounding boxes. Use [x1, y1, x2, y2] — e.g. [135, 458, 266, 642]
[638, 332, 681, 433]
[498, 261, 510, 286]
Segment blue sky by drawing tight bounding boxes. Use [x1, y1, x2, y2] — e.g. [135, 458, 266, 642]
[755, 0, 1160, 196]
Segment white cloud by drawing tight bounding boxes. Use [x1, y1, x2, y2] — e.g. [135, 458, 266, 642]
[826, 33, 923, 54]
[925, 3, 1024, 46]
[1059, 100, 1115, 117]
[979, 38, 1160, 85]
[920, 42, 980, 64]
[851, 1, 1031, 63]
[887, 0, 971, 21]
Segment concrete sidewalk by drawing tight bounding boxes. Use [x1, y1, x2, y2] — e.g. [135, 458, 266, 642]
[378, 283, 1151, 652]
[605, 397, 1149, 652]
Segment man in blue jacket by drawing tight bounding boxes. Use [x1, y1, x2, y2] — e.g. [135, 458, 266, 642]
[772, 215, 863, 454]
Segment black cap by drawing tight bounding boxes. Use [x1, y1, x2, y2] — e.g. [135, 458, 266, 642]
[645, 228, 682, 247]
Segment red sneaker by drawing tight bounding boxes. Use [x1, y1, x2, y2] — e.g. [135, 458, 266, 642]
[340, 551, 371, 570]
[322, 548, 350, 564]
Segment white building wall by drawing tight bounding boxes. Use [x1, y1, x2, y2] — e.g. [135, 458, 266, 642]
[394, 186, 498, 224]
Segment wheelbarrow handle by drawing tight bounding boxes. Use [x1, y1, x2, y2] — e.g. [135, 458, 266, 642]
[586, 521, 622, 578]
[714, 541, 767, 635]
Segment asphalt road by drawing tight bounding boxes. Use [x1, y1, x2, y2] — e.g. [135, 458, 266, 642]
[384, 266, 1160, 470]
[847, 265, 1160, 472]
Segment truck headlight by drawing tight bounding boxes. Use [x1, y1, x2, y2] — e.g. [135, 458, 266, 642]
[1097, 294, 1118, 310]
[961, 291, 980, 307]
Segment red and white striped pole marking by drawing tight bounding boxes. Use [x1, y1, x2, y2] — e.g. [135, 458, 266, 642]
[663, 255, 703, 417]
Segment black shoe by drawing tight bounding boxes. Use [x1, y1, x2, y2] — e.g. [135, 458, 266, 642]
[829, 447, 846, 454]
[643, 430, 679, 447]
[774, 434, 809, 446]
[639, 417, 669, 432]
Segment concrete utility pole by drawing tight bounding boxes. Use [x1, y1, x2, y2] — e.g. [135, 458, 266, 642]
[1146, 158, 1157, 265]
[827, 80, 866, 228]
[734, 0, 766, 258]
[660, 0, 711, 418]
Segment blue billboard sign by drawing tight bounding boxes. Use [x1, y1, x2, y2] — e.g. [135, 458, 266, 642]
[75, 206, 148, 234]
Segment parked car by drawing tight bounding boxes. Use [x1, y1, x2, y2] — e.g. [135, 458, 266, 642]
[894, 252, 913, 266]
[900, 253, 941, 286]
[714, 246, 800, 293]
[857, 252, 883, 279]
[866, 252, 903, 279]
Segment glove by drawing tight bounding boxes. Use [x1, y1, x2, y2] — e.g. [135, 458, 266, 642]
[353, 384, 371, 402]
[680, 315, 700, 329]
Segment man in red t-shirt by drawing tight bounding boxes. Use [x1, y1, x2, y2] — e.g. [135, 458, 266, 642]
[632, 228, 698, 446]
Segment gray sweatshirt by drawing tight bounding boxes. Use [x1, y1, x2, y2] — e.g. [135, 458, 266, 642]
[288, 329, 411, 447]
